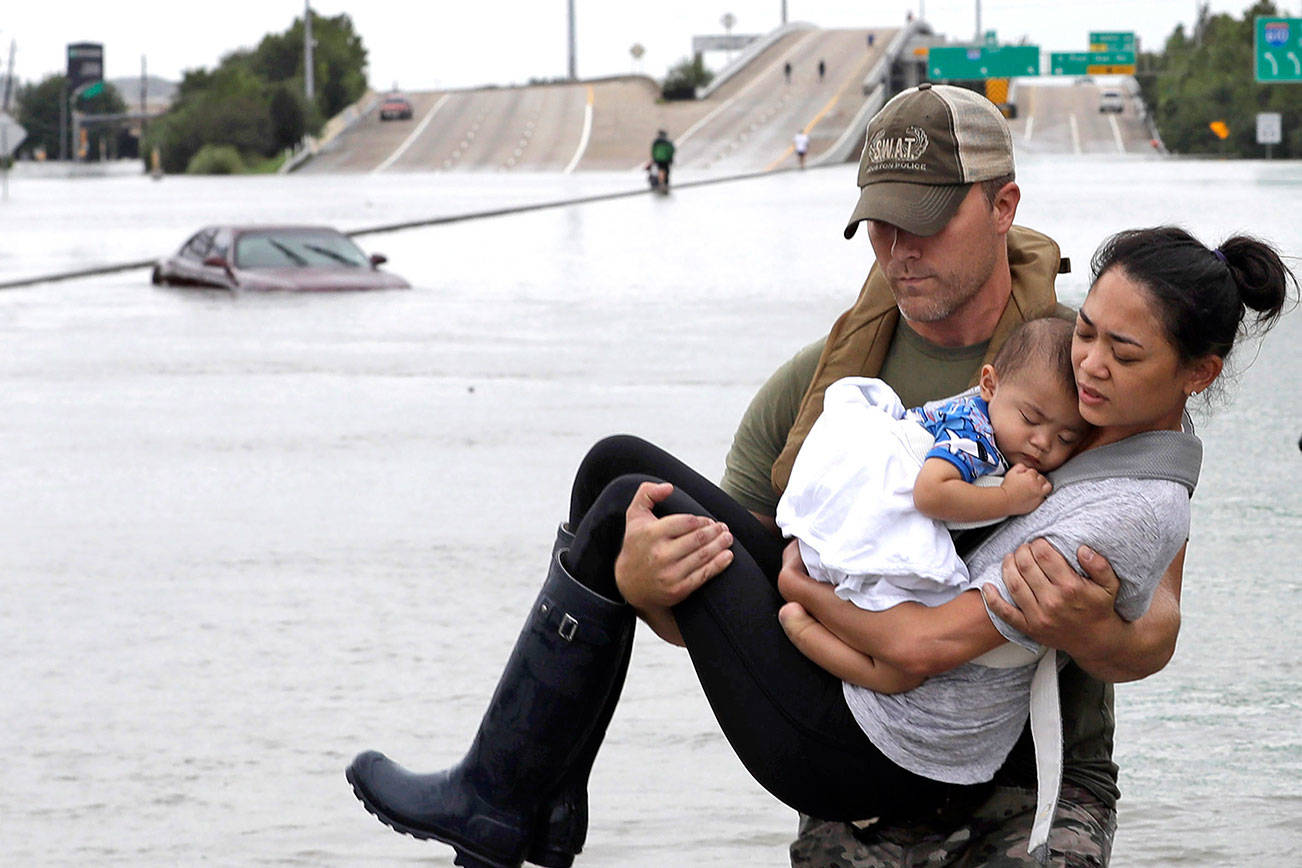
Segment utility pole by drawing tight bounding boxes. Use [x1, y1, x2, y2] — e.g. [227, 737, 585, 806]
[304, 0, 315, 101]
[781, 1, 787, 26]
[567, 0, 577, 79]
[140, 55, 147, 141]
[2, 38, 14, 111]
[975, 0, 982, 43]
[3, 38, 14, 201]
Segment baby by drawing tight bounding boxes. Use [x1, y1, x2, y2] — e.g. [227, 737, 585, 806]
[775, 317, 1091, 684]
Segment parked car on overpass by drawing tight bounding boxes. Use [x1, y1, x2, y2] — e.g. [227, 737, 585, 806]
[151, 225, 410, 292]
[379, 93, 413, 120]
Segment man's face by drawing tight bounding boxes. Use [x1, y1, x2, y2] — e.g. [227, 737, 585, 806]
[865, 184, 1004, 324]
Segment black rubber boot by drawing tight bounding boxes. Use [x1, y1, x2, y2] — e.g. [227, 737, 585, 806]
[346, 548, 634, 868]
[525, 524, 617, 868]
[524, 522, 635, 868]
[525, 635, 632, 867]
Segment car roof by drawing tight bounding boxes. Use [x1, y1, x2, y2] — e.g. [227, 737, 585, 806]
[223, 224, 346, 235]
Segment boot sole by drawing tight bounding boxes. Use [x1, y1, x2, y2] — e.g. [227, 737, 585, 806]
[345, 765, 516, 868]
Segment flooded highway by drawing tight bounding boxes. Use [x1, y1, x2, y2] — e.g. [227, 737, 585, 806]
[2, 153, 1300, 866]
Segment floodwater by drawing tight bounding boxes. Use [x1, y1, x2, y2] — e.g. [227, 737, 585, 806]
[1, 155, 1300, 866]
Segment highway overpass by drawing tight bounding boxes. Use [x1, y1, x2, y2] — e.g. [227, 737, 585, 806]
[293, 22, 1159, 176]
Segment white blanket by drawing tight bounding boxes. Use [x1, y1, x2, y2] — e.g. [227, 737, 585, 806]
[775, 377, 977, 611]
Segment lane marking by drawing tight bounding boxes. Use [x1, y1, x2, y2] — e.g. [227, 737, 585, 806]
[563, 86, 595, 175]
[1108, 113, 1125, 153]
[372, 94, 450, 173]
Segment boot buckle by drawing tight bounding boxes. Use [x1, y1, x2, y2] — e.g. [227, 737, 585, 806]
[558, 614, 579, 641]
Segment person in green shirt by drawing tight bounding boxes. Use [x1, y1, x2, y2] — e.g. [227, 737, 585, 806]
[647, 130, 675, 190]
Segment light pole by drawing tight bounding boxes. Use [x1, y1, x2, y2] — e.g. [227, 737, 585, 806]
[567, 0, 577, 80]
[304, 1, 315, 102]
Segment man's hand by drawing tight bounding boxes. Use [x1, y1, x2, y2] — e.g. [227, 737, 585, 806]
[983, 539, 1121, 656]
[614, 481, 734, 614]
[999, 464, 1052, 515]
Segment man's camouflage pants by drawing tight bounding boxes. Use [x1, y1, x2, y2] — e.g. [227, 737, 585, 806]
[789, 784, 1115, 867]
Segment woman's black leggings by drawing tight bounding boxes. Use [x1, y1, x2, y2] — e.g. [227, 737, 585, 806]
[561, 435, 988, 822]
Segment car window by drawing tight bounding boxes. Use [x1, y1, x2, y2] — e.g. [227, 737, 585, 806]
[210, 230, 231, 260]
[234, 231, 369, 269]
[181, 229, 216, 261]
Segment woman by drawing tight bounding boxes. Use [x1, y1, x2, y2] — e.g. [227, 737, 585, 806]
[346, 228, 1293, 868]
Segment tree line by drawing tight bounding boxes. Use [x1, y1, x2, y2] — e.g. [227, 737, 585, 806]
[1138, 1, 1300, 157]
[9, 2, 1301, 169]
[11, 9, 367, 173]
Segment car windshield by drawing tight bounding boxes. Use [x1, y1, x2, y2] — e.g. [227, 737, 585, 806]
[234, 231, 369, 269]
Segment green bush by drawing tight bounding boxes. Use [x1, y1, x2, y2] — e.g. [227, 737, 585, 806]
[186, 144, 246, 174]
[661, 54, 713, 101]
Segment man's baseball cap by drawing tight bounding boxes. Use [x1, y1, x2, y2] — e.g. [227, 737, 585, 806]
[844, 82, 1014, 239]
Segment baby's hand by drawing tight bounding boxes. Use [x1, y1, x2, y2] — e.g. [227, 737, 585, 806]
[1001, 464, 1052, 514]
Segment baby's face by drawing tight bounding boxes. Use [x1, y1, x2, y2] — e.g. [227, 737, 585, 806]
[984, 373, 1090, 472]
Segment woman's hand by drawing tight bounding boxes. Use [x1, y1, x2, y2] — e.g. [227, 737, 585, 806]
[983, 539, 1121, 656]
[614, 481, 734, 614]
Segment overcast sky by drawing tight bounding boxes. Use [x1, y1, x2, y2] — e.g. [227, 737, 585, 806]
[1, 1, 1288, 93]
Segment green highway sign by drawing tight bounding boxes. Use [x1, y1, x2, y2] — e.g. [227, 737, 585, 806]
[928, 45, 1040, 79]
[77, 81, 105, 99]
[1089, 31, 1135, 53]
[1049, 51, 1136, 76]
[1256, 17, 1302, 83]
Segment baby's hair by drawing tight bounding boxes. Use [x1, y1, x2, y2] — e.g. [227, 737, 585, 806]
[992, 317, 1075, 392]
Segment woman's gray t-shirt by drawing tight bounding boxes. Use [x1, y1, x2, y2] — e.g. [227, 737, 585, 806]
[841, 475, 1190, 784]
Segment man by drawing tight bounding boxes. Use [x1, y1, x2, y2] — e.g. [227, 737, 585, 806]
[619, 83, 1183, 865]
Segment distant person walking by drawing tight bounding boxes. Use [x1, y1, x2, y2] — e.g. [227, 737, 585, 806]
[784, 62, 792, 83]
[793, 131, 810, 169]
[867, 32, 875, 48]
[818, 59, 826, 81]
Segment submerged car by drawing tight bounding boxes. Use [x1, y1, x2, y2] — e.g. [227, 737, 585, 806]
[151, 225, 410, 292]
[379, 94, 413, 120]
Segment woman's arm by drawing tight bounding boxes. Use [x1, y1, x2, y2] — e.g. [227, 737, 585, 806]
[777, 541, 1006, 680]
[983, 539, 1184, 683]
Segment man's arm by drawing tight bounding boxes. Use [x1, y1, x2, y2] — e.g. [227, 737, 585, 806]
[983, 539, 1184, 682]
[616, 341, 821, 643]
[614, 482, 735, 646]
[778, 541, 1005, 680]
